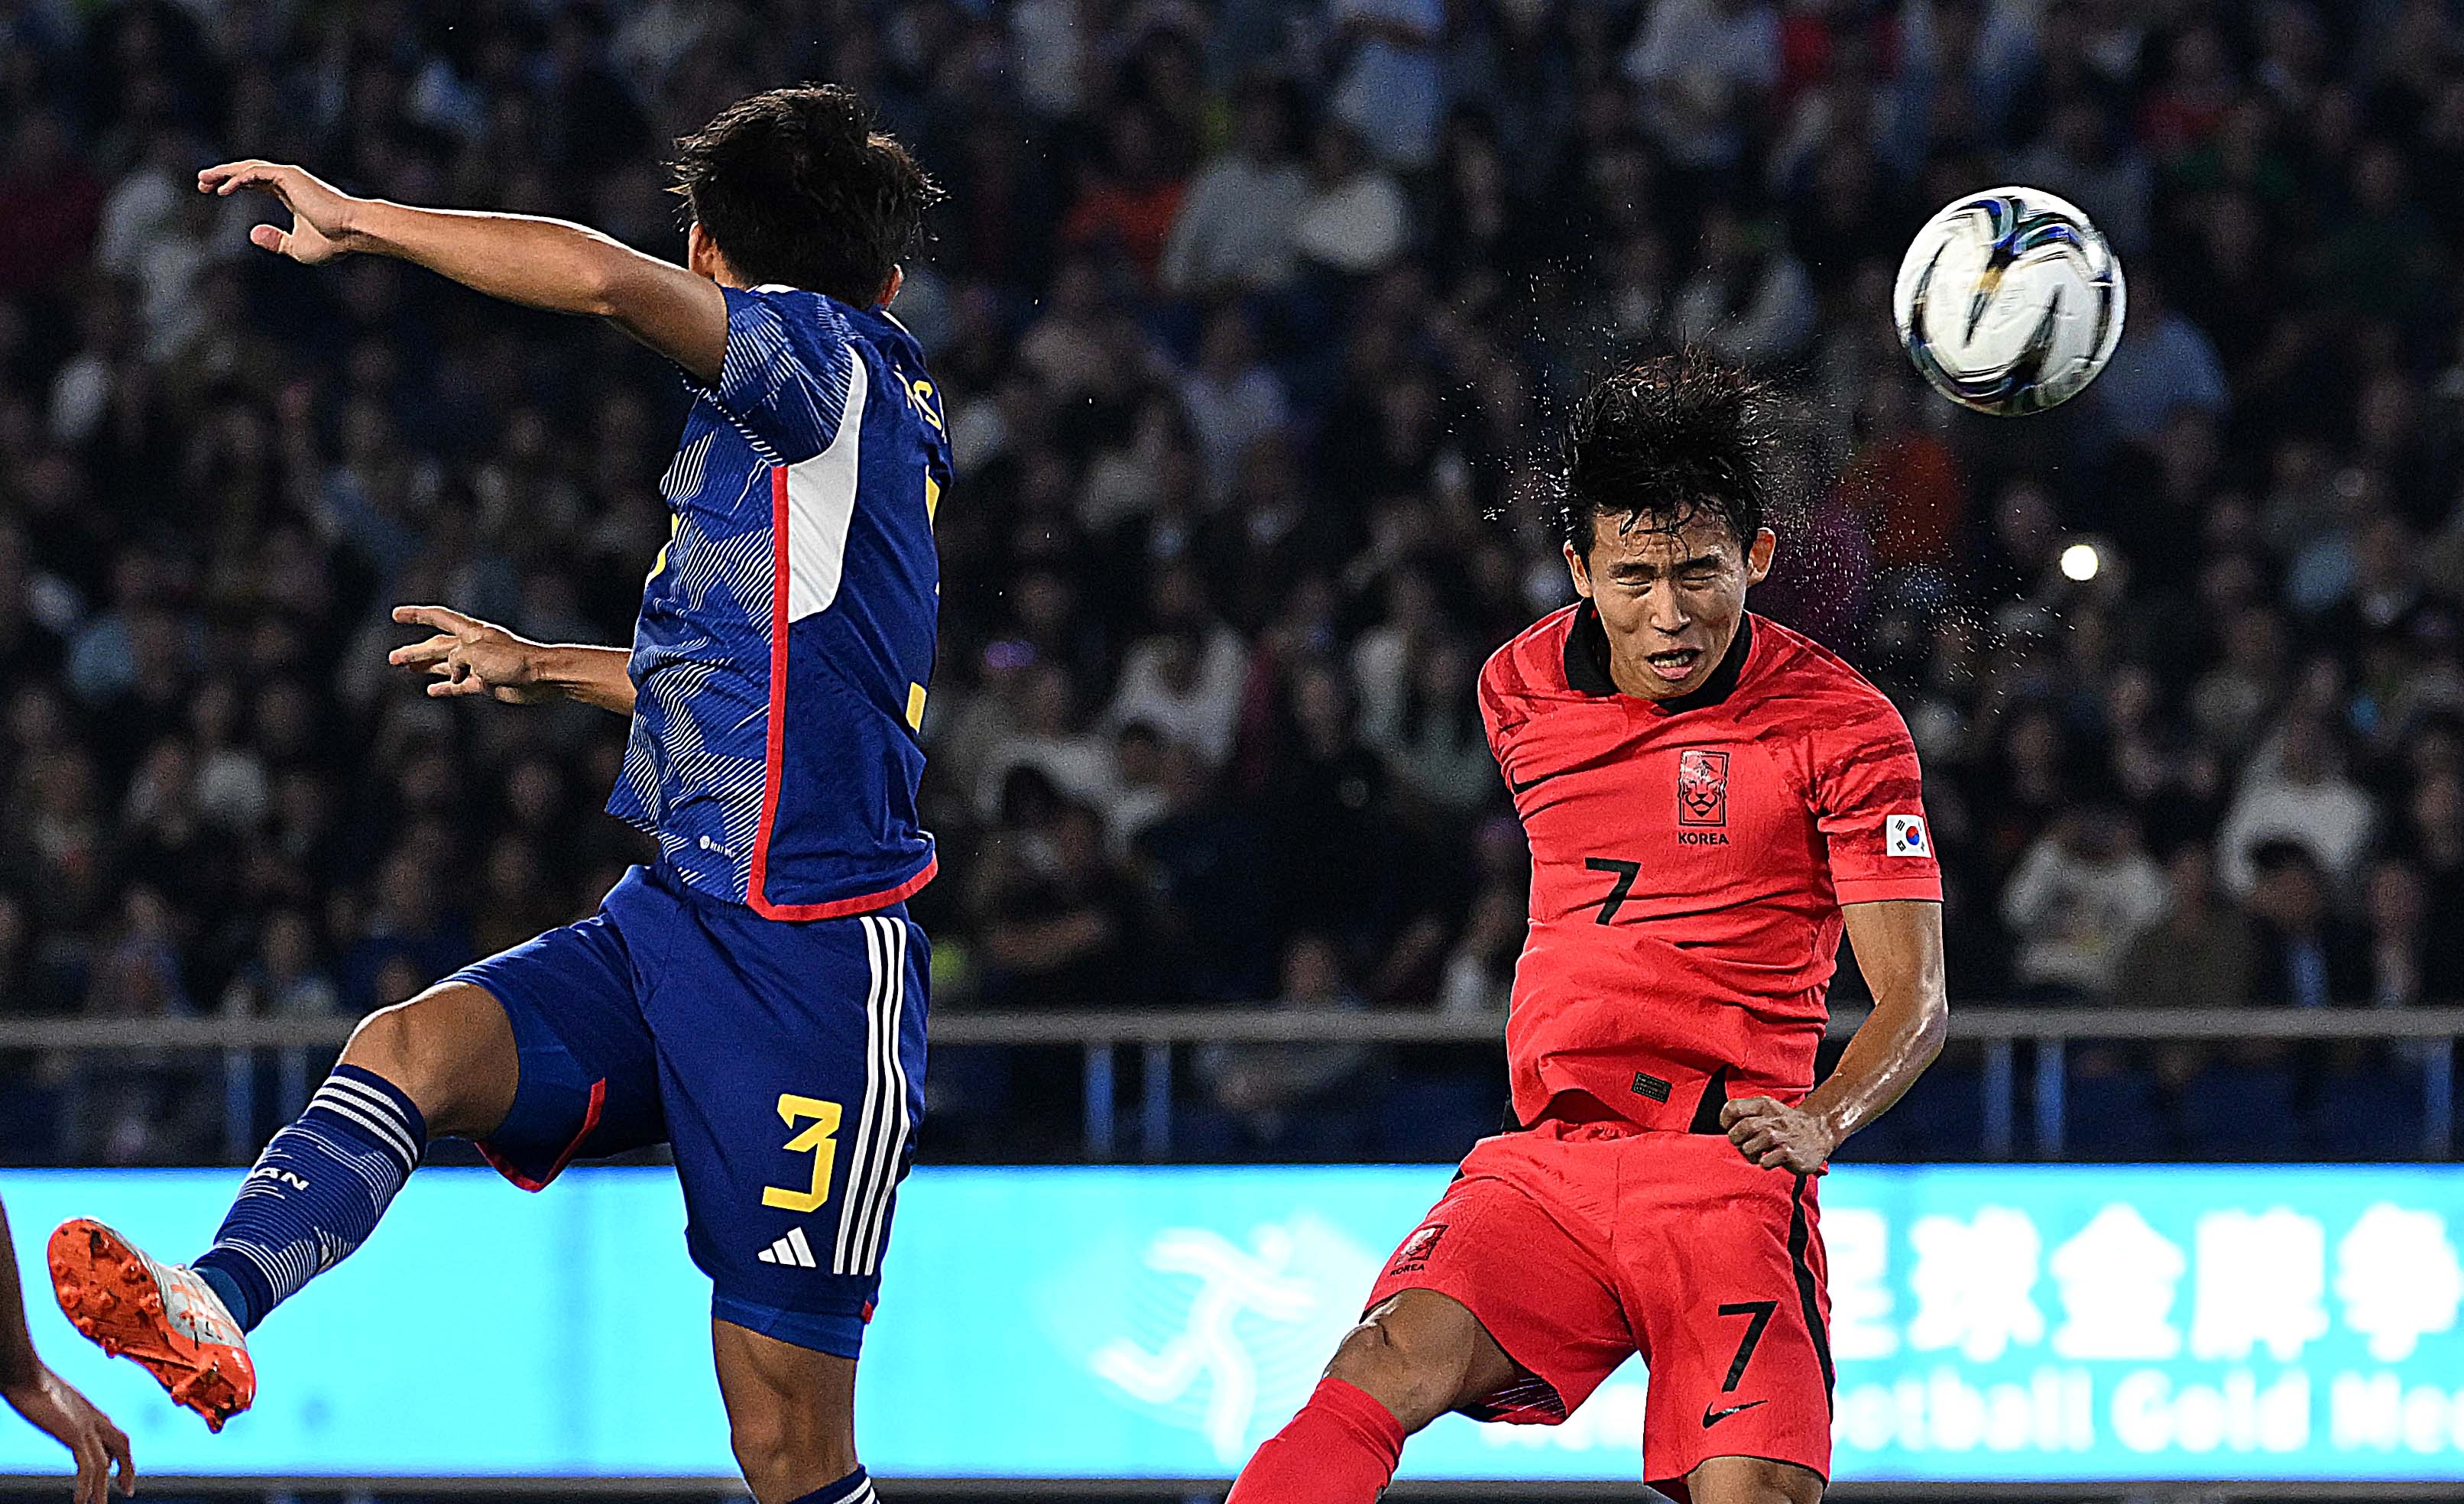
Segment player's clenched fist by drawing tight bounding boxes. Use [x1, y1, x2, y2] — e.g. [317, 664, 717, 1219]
[1720, 1096, 1837, 1174]
[387, 605, 555, 703]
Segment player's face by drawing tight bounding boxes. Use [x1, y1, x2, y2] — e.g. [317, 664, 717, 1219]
[1566, 512, 1777, 701]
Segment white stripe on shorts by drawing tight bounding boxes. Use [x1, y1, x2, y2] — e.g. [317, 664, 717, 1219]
[833, 916, 891, 1273]
[848, 917, 912, 1277]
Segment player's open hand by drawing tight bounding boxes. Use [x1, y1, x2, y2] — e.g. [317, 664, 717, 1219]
[388, 605, 556, 704]
[1720, 1096, 1836, 1175]
[197, 160, 364, 264]
[3, 1364, 133, 1504]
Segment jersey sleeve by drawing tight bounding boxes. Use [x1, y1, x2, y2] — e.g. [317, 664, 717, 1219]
[1477, 646, 1529, 783]
[1811, 692, 1943, 905]
[695, 286, 861, 464]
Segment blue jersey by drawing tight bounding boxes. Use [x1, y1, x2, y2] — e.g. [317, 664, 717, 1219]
[609, 285, 945, 917]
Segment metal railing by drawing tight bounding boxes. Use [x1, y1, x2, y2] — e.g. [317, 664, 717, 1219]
[4, 1006, 2461, 1164]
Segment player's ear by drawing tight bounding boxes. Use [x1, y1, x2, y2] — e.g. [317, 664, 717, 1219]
[877, 265, 903, 306]
[1743, 527, 1778, 588]
[1564, 541, 1594, 600]
[687, 223, 748, 287]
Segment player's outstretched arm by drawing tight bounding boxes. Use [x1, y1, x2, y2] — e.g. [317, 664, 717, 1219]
[198, 161, 728, 383]
[1722, 899, 1948, 1173]
[0, 1201, 133, 1504]
[388, 605, 637, 715]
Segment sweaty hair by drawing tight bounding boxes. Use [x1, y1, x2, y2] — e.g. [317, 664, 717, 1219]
[671, 84, 941, 307]
[1558, 352, 1769, 557]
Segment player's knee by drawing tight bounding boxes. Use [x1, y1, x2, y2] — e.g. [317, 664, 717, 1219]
[724, 1413, 790, 1499]
[339, 1001, 426, 1087]
[725, 1404, 856, 1503]
[339, 984, 516, 1137]
[1684, 1455, 1824, 1504]
[1324, 1300, 1476, 1432]
[726, 1418, 784, 1502]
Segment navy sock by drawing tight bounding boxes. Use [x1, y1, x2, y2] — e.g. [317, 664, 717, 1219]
[786, 1467, 872, 1504]
[193, 1065, 426, 1332]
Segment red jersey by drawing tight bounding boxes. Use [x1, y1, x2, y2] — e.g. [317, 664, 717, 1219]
[1480, 605, 1940, 1133]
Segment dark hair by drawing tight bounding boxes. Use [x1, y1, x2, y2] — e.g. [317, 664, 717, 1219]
[671, 84, 941, 306]
[1557, 352, 1769, 557]
[2248, 838, 2323, 881]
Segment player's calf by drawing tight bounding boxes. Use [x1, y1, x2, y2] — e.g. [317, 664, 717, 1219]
[186, 984, 517, 1335]
[712, 1321, 862, 1504]
[44, 986, 519, 1425]
[1224, 1376, 1402, 1504]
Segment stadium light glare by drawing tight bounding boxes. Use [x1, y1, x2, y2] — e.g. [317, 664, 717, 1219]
[2060, 543, 2100, 582]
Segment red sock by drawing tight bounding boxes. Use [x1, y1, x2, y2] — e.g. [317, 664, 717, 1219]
[1227, 1377, 1406, 1503]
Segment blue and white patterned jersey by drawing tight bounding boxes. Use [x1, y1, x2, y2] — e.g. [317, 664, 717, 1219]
[608, 285, 945, 917]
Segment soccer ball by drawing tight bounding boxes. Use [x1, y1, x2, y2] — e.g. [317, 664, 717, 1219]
[1892, 186, 2125, 417]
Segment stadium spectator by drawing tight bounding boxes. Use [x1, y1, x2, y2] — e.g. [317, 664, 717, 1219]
[975, 663, 1117, 819]
[2365, 855, 2437, 1011]
[1328, 0, 1446, 171]
[1623, 0, 1779, 175]
[1102, 619, 1249, 769]
[4, 0, 2464, 1168]
[2243, 841, 2368, 1009]
[1435, 879, 1520, 1019]
[1191, 931, 1375, 1158]
[1289, 122, 1409, 277]
[2216, 712, 2377, 896]
[1999, 805, 2170, 1000]
[2113, 841, 2255, 1011]
[1159, 82, 1308, 298]
[971, 798, 1143, 1012]
[1177, 306, 1289, 501]
[1665, 202, 1817, 368]
[2008, 95, 2154, 255]
[2084, 271, 2229, 450]
[216, 905, 335, 1019]
[1060, 102, 1189, 291]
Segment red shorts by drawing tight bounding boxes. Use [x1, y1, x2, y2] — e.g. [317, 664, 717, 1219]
[1367, 1120, 1833, 1493]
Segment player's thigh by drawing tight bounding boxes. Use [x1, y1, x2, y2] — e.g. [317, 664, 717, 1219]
[712, 1317, 858, 1499]
[647, 901, 927, 1359]
[1622, 1136, 1833, 1494]
[1355, 1139, 1635, 1431]
[439, 870, 671, 1185]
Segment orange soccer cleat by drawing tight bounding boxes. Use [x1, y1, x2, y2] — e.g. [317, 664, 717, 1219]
[47, 1218, 256, 1431]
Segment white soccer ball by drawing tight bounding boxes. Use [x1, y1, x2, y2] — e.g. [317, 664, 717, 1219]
[1892, 186, 2125, 417]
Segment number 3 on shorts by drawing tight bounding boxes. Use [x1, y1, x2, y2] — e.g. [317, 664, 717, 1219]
[761, 1094, 845, 1212]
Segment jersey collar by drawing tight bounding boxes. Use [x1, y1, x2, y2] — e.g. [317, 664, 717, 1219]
[1564, 603, 1756, 712]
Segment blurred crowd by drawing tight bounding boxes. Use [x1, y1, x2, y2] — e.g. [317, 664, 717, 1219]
[3, 0, 2464, 1163]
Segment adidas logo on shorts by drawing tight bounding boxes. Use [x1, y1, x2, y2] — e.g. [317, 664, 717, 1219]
[757, 1227, 819, 1268]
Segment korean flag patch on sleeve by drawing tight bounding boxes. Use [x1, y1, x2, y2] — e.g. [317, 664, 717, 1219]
[1886, 814, 1931, 858]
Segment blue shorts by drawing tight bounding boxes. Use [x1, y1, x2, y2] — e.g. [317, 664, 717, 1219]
[446, 864, 927, 1358]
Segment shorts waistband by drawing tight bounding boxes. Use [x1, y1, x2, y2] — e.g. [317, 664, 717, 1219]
[646, 858, 911, 923]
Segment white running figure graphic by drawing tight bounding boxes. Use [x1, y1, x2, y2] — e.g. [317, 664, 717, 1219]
[1094, 1224, 1319, 1462]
